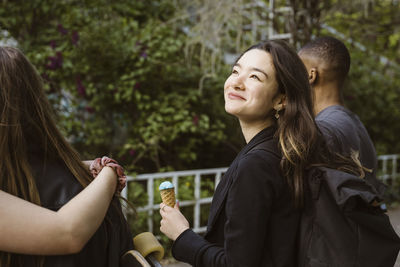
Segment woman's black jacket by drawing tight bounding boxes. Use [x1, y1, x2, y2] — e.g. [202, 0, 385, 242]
[172, 127, 299, 267]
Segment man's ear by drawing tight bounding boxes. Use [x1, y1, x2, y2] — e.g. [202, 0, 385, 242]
[308, 67, 318, 85]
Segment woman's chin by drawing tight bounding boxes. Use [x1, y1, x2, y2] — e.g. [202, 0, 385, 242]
[224, 106, 239, 117]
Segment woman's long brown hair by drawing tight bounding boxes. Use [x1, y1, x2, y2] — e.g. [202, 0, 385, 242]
[241, 40, 363, 206]
[0, 47, 93, 266]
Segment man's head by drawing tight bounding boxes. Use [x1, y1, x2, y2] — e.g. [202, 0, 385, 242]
[299, 36, 350, 88]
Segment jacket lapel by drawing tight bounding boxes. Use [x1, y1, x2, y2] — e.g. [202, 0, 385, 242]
[205, 127, 276, 235]
[205, 159, 237, 235]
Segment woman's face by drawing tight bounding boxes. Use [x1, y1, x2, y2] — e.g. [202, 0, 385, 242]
[224, 49, 280, 123]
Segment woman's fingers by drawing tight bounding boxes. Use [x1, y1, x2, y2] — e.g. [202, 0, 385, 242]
[159, 203, 165, 216]
[159, 204, 170, 235]
[89, 158, 103, 178]
[159, 203, 172, 215]
[101, 156, 117, 166]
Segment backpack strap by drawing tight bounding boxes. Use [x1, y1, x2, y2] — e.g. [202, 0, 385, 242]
[307, 168, 324, 200]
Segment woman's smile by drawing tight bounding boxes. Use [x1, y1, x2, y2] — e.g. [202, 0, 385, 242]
[227, 92, 246, 101]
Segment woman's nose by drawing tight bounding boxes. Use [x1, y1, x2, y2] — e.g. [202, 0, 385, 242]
[232, 76, 245, 90]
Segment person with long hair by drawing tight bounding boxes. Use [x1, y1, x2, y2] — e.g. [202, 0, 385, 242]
[0, 46, 133, 267]
[159, 40, 361, 267]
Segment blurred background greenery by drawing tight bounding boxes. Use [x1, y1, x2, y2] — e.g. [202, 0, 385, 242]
[1, 0, 399, 256]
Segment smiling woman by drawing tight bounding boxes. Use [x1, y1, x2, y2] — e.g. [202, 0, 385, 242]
[158, 39, 363, 267]
[224, 49, 283, 139]
[156, 40, 303, 267]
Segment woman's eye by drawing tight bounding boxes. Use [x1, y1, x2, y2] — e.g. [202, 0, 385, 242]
[250, 74, 260, 81]
[232, 69, 238, 74]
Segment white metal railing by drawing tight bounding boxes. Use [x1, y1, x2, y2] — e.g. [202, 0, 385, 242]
[378, 154, 400, 182]
[122, 154, 399, 234]
[121, 167, 227, 234]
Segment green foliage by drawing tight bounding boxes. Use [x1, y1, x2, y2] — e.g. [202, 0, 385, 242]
[345, 49, 400, 154]
[0, 0, 236, 174]
[0, 0, 239, 254]
[1, 0, 399, 257]
[324, 0, 400, 60]
[320, 0, 400, 154]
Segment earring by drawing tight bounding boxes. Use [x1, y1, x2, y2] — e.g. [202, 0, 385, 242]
[274, 108, 280, 119]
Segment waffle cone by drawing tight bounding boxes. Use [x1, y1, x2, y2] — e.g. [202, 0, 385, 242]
[160, 188, 176, 207]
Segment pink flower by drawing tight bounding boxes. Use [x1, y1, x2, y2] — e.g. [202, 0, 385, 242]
[46, 52, 63, 70]
[57, 24, 68, 35]
[85, 106, 95, 113]
[41, 73, 49, 81]
[71, 31, 79, 46]
[76, 76, 86, 97]
[49, 40, 57, 49]
[192, 115, 199, 126]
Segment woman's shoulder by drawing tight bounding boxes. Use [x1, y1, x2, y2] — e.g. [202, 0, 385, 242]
[235, 142, 282, 182]
[243, 138, 281, 165]
[230, 148, 285, 201]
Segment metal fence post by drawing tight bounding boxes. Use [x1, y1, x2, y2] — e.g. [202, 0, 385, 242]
[147, 177, 154, 233]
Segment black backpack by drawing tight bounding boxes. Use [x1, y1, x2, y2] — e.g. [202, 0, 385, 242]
[298, 167, 400, 267]
[251, 141, 400, 267]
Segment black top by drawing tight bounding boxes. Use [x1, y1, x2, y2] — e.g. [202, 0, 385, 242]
[12, 146, 133, 267]
[316, 105, 386, 196]
[172, 126, 299, 267]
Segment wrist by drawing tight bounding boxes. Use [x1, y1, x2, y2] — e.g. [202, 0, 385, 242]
[91, 157, 127, 193]
[99, 167, 117, 185]
[173, 226, 190, 241]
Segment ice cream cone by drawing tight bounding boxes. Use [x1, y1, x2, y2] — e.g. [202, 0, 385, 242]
[159, 181, 176, 207]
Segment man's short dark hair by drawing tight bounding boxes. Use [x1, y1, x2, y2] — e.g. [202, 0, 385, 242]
[300, 36, 350, 82]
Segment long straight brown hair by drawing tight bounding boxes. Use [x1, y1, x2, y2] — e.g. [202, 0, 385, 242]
[0, 47, 93, 266]
[241, 40, 362, 206]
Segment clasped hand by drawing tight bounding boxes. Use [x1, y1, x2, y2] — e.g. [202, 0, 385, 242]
[89, 156, 127, 193]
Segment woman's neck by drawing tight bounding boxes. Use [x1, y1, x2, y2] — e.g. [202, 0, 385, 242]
[239, 119, 273, 143]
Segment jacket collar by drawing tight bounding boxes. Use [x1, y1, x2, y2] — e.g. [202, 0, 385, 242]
[239, 126, 277, 156]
